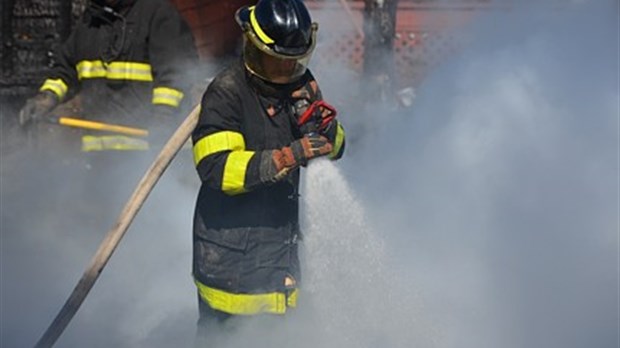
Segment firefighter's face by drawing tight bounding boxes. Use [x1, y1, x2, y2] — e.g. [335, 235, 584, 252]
[242, 36, 311, 84]
[260, 54, 297, 84]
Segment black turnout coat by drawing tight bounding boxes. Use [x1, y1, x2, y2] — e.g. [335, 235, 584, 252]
[191, 60, 345, 315]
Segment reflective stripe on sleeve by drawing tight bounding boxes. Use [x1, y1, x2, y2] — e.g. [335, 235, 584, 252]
[193, 131, 246, 165]
[76, 60, 153, 81]
[76, 60, 106, 79]
[221, 151, 255, 195]
[195, 280, 297, 315]
[152, 87, 184, 107]
[328, 122, 345, 159]
[40, 78, 68, 100]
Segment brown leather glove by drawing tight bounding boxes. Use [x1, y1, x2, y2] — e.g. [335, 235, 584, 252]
[18, 91, 59, 126]
[260, 134, 333, 183]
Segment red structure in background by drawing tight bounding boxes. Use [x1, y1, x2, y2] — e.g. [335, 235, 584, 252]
[169, 0, 255, 59]
[169, 0, 491, 92]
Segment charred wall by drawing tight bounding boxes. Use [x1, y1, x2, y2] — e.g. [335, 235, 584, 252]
[0, 0, 86, 115]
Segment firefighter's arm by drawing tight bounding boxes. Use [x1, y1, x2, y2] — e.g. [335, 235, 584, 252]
[194, 132, 332, 195]
[20, 31, 80, 125]
[148, 2, 198, 110]
[252, 134, 333, 185]
[192, 82, 332, 195]
[38, 30, 79, 103]
[192, 81, 254, 195]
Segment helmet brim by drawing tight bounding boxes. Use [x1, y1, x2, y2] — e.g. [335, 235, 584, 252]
[235, 6, 251, 29]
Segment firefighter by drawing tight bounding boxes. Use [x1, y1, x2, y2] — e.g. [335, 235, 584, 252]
[18, 0, 199, 150]
[192, 0, 346, 343]
[15, 0, 200, 243]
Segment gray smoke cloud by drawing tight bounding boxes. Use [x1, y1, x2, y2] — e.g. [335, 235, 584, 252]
[1, 0, 618, 347]
[319, 1, 618, 348]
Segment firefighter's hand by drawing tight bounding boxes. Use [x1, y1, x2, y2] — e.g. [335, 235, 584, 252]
[152, 104, 179, 127]
[18, 91, 58, 126]
[261, 134, 332, 183]
[290, 133, 332, 165]
[149, 105, 179, 142]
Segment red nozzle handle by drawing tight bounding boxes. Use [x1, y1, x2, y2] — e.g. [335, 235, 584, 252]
[297, 100, 337, 131]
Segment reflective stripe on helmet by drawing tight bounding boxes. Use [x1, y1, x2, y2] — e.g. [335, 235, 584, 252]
[249, 6, 274, 45]
[243, 23, 318, 61]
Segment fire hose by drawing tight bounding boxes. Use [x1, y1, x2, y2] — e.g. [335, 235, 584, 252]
[33, 104, 200, 348]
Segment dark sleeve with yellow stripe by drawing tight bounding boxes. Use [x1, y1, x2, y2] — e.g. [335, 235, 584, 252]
[328, 121, 346, 160]
[148, 1, 199, 108]
[39, 31, 79, 102]
[192, 78, 265, 195]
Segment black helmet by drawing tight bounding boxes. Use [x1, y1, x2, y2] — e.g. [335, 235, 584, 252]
[236, 0, 318, 83]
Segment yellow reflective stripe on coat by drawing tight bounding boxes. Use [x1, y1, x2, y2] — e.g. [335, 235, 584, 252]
[329, 122, 345, 159]
[76, 60, 153, 81]
[193, 131, 246, 165]
[76, 60, 106, 78]
[81, 135, 149, 152]
[222, 151, 254, 195]
[40, 78, 68, 100]
[152, 87, 184, 107]
[195, 280, 297, 315]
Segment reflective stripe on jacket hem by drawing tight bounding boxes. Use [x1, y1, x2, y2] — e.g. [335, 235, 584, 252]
[195, 279, 297, 315]
[82, 135, 149, 152]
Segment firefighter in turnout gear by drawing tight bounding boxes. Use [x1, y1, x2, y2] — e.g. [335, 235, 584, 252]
[192, 0, 345, 342]
[18, 0, 199, 150]
[16, 0, 200, 253]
